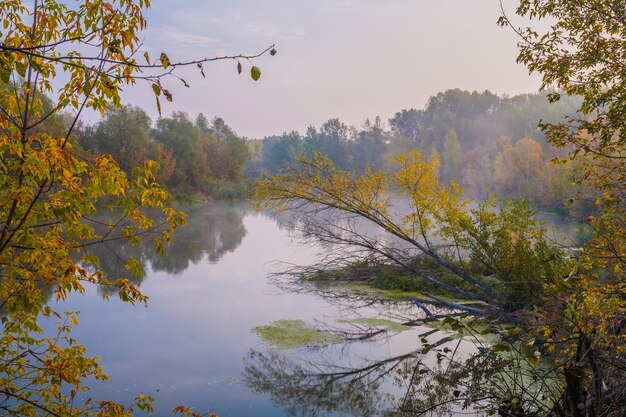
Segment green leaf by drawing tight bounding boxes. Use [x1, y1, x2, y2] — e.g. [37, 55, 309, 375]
[0, 68, 9, 84]
[442, 316, 458, 326]
[83, 68, 92, 96]
[15, 61, 26, 77]
[503, 327, 523, 337]
[251, 65, 261, 81]
[108, 39, 122, 54]
[492, 343, 511, 353]
[151, 83, 161, 96]
[525, 352, 541, 366]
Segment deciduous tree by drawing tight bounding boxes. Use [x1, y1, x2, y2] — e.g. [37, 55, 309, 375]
[0, 0, 273, 414]
[256, 150, 563, 316]
[500, 2, 626, 414]
[81, 105, 153, 173]
[442, 128, 461, 184]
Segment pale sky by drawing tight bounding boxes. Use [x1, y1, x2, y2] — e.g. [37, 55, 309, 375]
[115, 0, 542, 138]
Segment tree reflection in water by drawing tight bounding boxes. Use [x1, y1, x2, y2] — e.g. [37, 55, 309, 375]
[150, 202, 248, 272]
[244, 309, 561, 417]
[246, 206, 565, 417]
[82, 202, 248, 292]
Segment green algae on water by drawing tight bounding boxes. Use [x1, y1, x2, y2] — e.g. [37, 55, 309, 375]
[330, 282, 487, 306]
[251, 319, 343, 349]
[343, 317, 411, 332]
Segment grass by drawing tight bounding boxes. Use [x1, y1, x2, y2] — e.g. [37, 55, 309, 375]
[174, 192, 208, 206]
[318, 282, 487, 308]
[340, 317, 411, 332]
[331, 282, 427, 301]
[303, 257, 489, 304]
[211, 180, 256, 200]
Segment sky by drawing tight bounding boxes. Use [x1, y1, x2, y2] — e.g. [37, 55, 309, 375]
[112, 0, 543, 138]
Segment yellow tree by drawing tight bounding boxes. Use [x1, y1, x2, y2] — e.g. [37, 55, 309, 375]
[256, 149, 574, 414]
[257, 150, 563, 316]
[494, 137, 546, 200]
[441, 128, 461, 184]
[499, 2, 626, 415]
[0, 0, 273, 415]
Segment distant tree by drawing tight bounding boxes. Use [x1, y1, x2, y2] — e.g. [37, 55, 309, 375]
[388, 90, 580, 156]
[442, 128, 462, 183]
[303, 119, 350, 168]
[478, 154, 495, 195]
[247, 139, 264, 163]
[263, 132, 304, 173]
[495, 138, 545, 201]
[389, 109, 422, 144]
[151, 114, 250, 192]
[542, 159, 576, 208]
[153, 112, 206, 189]
[154, 143, 177, 184]
[81, 105, 154, 173]
[208, 117, 249, 181]
[424, 89, 500, 149]
[386, 131, 415, 158]
[428, 146, 441, 178]
[350, 117, 388, 173]
[195, 112, 210, 131]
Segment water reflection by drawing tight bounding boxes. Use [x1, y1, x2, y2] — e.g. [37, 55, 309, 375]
[242, 323, 456, 417]
[244, 349, 387, 417]
[150, 203, 248, 273]
[86, 202, 248, 289]
[246, 202, 574, 417]
[243, 323, 559, 417]
[43, 202, 571, 416]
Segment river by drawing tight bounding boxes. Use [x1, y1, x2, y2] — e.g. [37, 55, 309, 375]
[42, 201, 578, 416]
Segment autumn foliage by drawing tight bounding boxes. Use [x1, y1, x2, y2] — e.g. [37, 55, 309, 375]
[0, 0, 276, 414]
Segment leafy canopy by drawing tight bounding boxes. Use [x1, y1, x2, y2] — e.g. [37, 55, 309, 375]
[256, 150, 564, 315]
[500, 3, 626, 414]
[0, 0, 272, 415]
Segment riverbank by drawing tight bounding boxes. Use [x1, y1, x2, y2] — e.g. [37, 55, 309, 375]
[299, 258, 491, 305]
[173, 179, 258, 205]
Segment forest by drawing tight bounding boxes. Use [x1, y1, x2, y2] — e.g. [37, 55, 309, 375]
[78, 108, 250, 200]
[250, 89, 587, 216]
[0, 0, 624, 417]
[78, 88, 588, 218]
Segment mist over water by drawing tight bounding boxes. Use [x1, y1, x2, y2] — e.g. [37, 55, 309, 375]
[38, 202, 576, 416]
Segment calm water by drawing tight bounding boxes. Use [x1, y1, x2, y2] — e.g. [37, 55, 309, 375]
[42, 202, 578, 416]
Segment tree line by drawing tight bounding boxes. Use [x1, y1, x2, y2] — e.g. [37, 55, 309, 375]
[77, 89, 585, 212]
[78, 106, 249, 198]
[250, 90, 586, 215]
